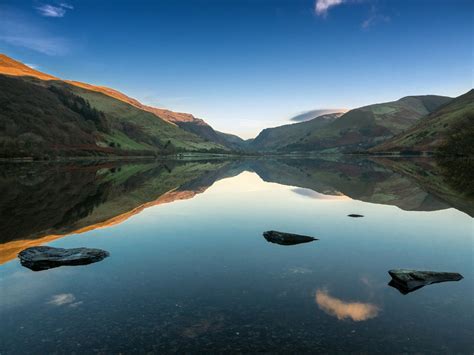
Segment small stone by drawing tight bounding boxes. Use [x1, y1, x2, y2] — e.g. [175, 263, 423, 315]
[18, 246, 109, 271]
[262, 231, 318, 246]
[388, 269, 463, 294]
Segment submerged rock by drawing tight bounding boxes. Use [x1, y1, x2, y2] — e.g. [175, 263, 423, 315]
[18, 246, 109, 271]
[263, 230, 317, 246]
[388, 269, 463, 294]
[347, 214, 364, 218]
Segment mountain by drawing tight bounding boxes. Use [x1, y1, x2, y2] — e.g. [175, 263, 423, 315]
[250, 95, 452, 153]
[250, 113, 343, 151]
[370, 89, 474, 156]
[0, 54, 241, 158]
[68, 79, 247, 149]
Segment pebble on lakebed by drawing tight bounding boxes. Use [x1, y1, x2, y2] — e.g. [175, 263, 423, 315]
[18, 246, 110, 271]
[263, 230, 318, 246]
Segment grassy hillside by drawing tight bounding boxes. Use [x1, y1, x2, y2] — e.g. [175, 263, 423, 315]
[251, 96, 452, 153]
[64, 82, 228, 151]
[0, 74, 228, 158]
[250, 113, 342, 151]
[0, 53, 242, 152]
[371, 89, 474, 156]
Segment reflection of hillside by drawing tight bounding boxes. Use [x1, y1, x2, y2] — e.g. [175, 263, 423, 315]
[370, 157, 474, 217]
[1, 156, 471, 265]
[0, 161, 234, 264]
[250, 158, 452, 213]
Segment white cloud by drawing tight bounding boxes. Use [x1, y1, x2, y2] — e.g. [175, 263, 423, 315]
[36, 4, 66, 17]
[36, 3, 74, 18]
[315, 0, 345, 16]
[0, 34, 68, 55]
[25, 63, 38, 69]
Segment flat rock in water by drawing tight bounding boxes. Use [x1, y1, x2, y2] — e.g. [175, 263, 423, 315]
[18, 246, 109, 271]
[388, 269, 463, 294]
[263, 230, 317, 246]
[348, 214, 364, 218]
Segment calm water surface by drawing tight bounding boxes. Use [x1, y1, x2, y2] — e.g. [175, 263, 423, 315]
[0, 158, 472, 353]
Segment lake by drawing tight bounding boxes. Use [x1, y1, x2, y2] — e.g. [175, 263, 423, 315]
[0, 157, 472, 353]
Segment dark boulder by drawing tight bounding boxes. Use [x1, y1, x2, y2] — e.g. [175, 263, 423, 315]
[18, 246, 109, 271]
[347, 214, 364, 218]
[263, 230, 317, 246]
[388, 269, 463, 294]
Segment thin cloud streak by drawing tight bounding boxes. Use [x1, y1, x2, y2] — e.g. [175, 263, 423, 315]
[36, 3, 74, 18]
[362, 6, 390, 29]
[0, 7, 69, 55]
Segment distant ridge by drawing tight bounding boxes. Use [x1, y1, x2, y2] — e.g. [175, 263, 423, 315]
[250, 94, 453, 153]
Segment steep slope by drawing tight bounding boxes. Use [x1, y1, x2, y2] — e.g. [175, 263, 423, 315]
[0, 54, 241, 150]
[251, 95, 452, 152]
[371, 89, 474, 156]
[0, 55, 230, 157]
[0, 75, 101, 157]
[250, 113, 342, 151]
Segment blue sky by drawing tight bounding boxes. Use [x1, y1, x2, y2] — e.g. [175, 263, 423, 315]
[0, 0, 472, 138]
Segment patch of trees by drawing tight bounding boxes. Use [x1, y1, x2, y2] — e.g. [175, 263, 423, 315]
[49, 85, 110, 133]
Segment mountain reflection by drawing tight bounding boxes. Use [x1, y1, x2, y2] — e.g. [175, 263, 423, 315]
[315, 289, 380, 321]
[0, 157, 471, 265]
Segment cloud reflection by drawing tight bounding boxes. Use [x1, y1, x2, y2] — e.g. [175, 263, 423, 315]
[48, 293, 77, 306]
[315, 289, 380, 321]
[292, 188, 349, 200]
